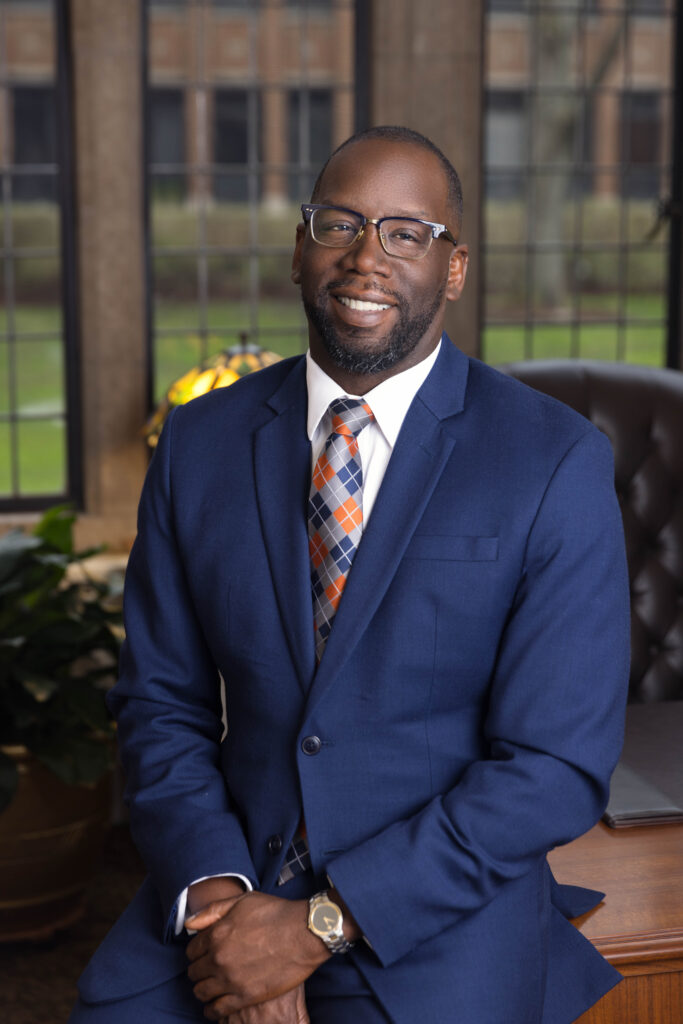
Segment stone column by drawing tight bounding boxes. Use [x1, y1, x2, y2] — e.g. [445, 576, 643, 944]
[368, 0, 484, 357]
[261, 0, 288, 208]
[70, 0, 148, 551]
[186, 1, 212, 203]
[186, 81, 214, 204]
[262, 87, 288, 208]
[593, 87, 620, 199]
[333, 1, 355, 147]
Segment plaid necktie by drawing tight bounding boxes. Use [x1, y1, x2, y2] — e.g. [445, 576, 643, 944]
[308, 396, 374, 662]
[277, 397, 373, 888]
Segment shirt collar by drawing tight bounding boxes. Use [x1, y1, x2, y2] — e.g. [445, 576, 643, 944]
[305, 338, 442, 449]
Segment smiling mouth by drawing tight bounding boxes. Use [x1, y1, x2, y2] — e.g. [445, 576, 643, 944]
[336, 295, 392, 312]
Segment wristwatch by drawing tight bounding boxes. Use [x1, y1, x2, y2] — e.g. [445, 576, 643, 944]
[307, 890, 355, 953]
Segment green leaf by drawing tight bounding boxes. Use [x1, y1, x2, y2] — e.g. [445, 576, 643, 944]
[32, 504, 76, 554]
[32, 617, 102, 649]
[0, 505, 123, 789]
[63, 680, 111, 731]
[34, 736, 112, 787]
[34, 552, 70, 569]
[0, 532, 43, 585]
[0, 636, 25, 649]
[72, 545, 106, 562]
[0, 750, 19, 814]
[20, 675, 60, 703]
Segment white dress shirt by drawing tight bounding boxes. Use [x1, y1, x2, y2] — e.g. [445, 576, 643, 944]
[177, 338, 443, 932]
[306, 340, 440, 523]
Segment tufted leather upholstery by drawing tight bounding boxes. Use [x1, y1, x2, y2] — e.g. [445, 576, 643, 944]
[502, 360, 683, 703]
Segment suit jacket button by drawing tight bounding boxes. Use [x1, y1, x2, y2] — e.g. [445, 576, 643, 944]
[301, 735, 322, 755]
[267, 834, 283, 855]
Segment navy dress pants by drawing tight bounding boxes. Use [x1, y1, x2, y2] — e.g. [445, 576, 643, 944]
[68, 975, 390, 1024]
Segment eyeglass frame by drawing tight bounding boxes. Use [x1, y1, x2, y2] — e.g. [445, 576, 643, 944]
[300, 203, 458, 260]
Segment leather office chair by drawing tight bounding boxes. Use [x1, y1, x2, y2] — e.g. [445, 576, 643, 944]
[502, 360, 683, 703]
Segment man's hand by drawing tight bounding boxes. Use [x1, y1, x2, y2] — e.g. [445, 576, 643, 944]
[187, 876, 247, 918]
[186, 891, 329, 1020]
[221, 984, 310, 1024]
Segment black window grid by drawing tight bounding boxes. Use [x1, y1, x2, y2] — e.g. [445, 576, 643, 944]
[144, 0, 356, 405]
[0, 0, 80, 511]
[483, 0, 680, 367]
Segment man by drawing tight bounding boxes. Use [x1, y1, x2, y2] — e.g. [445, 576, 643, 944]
[71, 126, 630, 1024]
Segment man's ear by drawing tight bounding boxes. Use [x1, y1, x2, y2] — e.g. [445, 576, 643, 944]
[291, 222, 305, 285]
[445, 245, 468, 302]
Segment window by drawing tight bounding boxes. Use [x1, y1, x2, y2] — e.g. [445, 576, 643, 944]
[487, 1, 600, 12]
[146, 0, 355, 402]
[0, 1, 78, 509]
[149, 87, 185, 200]
[482, 0, 675, 366]
[632, 0, 665, 12]
[13, 86, 57, 201]
[213, 88, 261, 202]
[485, 90, 527, 199]
[621, 91, 662, 198]
[288, 88, 333, 200]
[487, 1, 526, 12]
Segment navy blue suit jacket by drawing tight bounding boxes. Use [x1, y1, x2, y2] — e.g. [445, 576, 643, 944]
[80, 338, 630, 1023]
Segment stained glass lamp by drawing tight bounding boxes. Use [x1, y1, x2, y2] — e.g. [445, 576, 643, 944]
[145, 342, 283, 448]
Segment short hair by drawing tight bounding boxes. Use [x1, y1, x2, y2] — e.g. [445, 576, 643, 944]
[310, 125, 464, 234]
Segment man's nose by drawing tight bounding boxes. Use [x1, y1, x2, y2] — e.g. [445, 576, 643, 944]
[339, 222, 391, 274]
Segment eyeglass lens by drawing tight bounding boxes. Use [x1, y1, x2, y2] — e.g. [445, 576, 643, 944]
[310, 207, 434, 258]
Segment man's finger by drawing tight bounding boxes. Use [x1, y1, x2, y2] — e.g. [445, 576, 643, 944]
[186, 911, 229, 962]
[187, 953, 218, 985]
[193, 975, 234, 1005]
[295, 985, 311, 1023]
[186, 896, 240, 933]
[202, 989, 275, 1020]
[203, 993, 242, 1021]
[186, 930, 209, 962]
[217, 991, 309, 1024]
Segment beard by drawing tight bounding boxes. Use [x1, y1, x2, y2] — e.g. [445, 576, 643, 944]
[302, 279, 446, 377]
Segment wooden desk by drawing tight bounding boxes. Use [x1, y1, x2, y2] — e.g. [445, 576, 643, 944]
[548, 821, 683, 1022]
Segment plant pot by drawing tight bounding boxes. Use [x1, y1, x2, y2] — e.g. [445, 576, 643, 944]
[0, 746, 111, 942]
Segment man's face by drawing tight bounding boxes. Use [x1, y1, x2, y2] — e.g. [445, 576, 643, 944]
[292, 139, 468, 386]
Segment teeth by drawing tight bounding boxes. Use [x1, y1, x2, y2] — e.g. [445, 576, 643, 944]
[337, 296, 390, 312]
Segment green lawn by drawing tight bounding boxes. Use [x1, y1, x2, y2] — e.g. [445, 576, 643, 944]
[153, 299, 308, 400]
[0, 317, 66, 496]
[1, 293, 671, 499]
[483, 294, 667, 367]
[0, 419, 66, 495]
[4, 194, 671, 497]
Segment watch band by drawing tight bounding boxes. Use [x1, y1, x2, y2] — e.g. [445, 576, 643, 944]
[307, 890, 355, 954]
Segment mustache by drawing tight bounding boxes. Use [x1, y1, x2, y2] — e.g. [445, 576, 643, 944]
[325, 279, 404, 304]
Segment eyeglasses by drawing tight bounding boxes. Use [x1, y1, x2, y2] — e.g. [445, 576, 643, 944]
[301, 203, 458, 261]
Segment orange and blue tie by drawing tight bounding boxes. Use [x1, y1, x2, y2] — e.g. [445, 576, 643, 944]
[308, 397, 374, 663]
[277, 397, 373, 887]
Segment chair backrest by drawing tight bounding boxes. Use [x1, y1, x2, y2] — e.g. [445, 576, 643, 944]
[502, 359, 683, 703]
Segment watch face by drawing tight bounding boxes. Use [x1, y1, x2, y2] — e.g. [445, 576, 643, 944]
[311, 900, 341, 936]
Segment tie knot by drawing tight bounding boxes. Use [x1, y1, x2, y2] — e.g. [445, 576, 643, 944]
[328, 397, 374, 438]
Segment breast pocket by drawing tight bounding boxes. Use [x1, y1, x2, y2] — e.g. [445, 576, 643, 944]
[403, 534, 499, 562]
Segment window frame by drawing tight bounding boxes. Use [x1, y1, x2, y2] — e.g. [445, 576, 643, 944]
[0, 0, 82, 513]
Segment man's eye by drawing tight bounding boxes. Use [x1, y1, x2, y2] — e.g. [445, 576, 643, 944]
[324, 220, 356, 234]
[389, 227, 421, 244]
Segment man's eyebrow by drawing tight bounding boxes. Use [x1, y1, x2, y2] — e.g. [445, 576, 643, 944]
[392, 209, 431, 219]
[319, 200, 434, 219]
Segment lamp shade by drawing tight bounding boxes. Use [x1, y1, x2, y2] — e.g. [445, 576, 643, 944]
[145, 343, 283, 448]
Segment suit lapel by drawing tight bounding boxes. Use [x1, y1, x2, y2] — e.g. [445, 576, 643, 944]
[305, 337, 470, 712]
[254, 358, 316, 694]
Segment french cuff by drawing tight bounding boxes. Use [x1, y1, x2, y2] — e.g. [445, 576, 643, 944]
[326, 872, 373, 951]
[175, 872, 253, 935]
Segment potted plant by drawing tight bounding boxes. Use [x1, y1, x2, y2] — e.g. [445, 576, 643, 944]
[0, 505, 124, 941]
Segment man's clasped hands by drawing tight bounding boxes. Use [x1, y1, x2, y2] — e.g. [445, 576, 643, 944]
[186, 879, 349, 1024]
